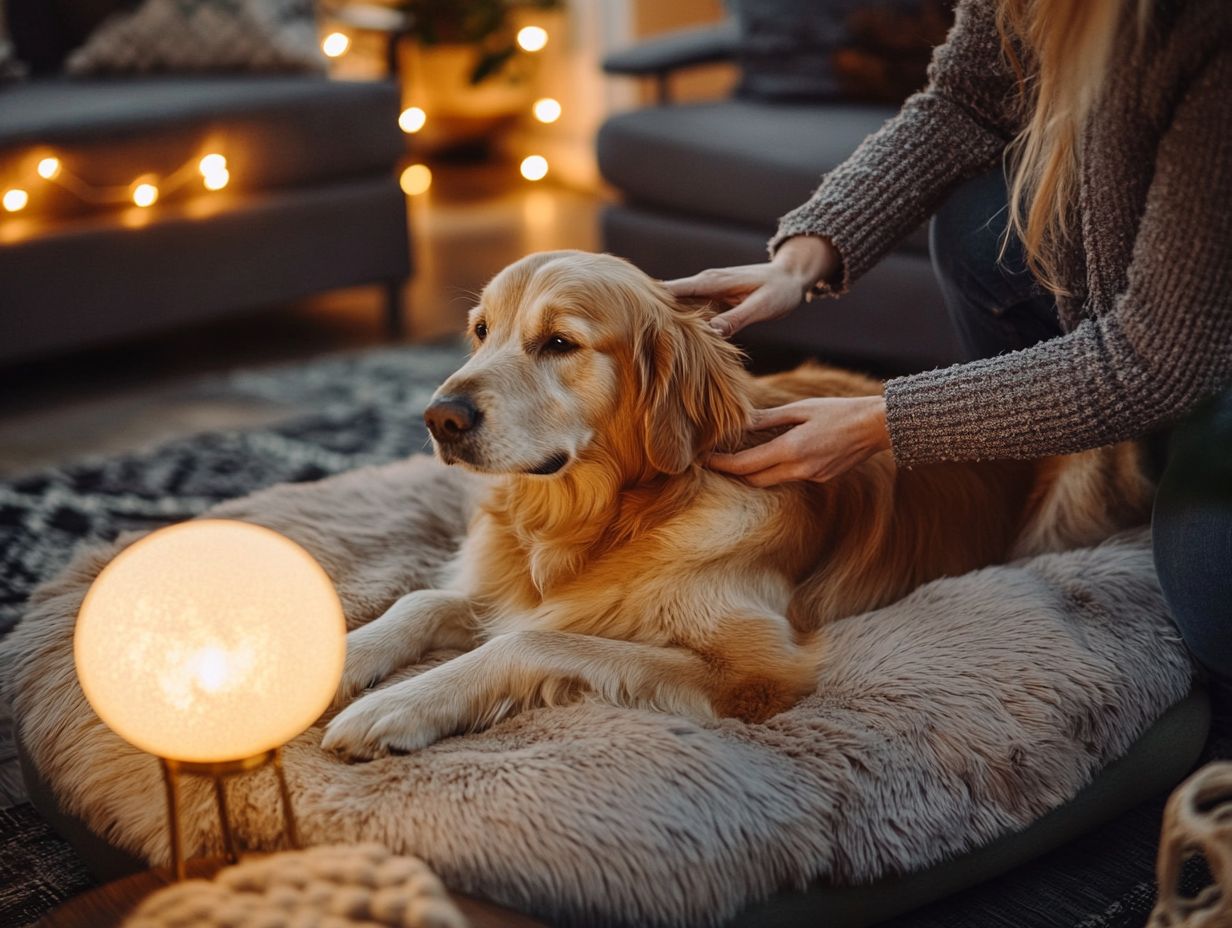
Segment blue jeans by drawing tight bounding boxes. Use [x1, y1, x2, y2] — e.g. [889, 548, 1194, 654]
[931, 169, 1232, 677]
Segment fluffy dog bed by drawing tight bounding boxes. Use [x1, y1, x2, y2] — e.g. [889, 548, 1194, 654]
[2, 456, 1199, 927]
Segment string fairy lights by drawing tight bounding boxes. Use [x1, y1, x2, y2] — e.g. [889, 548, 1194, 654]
[314, 18, 560, 188]
[1, 150, 233, 216]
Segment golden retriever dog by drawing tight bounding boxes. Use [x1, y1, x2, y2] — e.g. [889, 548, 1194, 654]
[322, 251, 1150, 761]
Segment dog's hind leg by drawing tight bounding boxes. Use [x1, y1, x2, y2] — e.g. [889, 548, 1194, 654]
[322, 630, 722, 760]
[332, 589, 479, 708]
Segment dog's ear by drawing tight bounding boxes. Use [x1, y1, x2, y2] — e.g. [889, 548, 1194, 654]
[638, 299, 751, 475]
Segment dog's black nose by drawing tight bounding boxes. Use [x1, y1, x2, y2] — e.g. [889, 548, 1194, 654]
[425, 396, 481, 441]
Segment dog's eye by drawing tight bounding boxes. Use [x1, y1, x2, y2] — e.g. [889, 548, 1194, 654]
[474, 322, 488, 341]
[544, 334, 578, 354]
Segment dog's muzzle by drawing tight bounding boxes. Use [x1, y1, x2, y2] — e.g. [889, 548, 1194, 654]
[424, 395, 481, 444]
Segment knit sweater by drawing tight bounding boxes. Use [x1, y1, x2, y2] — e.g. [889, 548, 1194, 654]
[769, 0, 1232, 465]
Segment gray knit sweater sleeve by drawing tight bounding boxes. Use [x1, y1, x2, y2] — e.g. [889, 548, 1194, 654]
[885, 48, 1232, 463]
[767, 0, 1018, 290]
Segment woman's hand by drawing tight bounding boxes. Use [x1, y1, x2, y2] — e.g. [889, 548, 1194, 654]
[663, 236, 841, 337]
[708, 395, 891, 487]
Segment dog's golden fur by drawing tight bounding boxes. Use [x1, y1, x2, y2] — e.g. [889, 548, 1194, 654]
[322, 251, 1151, 760]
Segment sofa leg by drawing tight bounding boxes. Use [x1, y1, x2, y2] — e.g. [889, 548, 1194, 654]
[384, 279, 406, 340]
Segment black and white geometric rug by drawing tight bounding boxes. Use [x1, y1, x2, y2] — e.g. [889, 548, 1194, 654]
[0, 343, 1222, 927]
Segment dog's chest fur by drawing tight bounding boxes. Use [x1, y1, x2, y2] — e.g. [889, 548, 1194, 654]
[448, 473, 809, 649]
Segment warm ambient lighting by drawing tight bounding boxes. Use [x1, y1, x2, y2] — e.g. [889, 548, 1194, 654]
[532, 97, 562, 123]
[37, 157, 61, 180]
[516, 25, 548, 52]
[520, 154, 549, 181]
[400, 163, 432, 196]
[131, 182, 159, 208]
[74, 519, 346, 764]
[398, 106, 427, 134]
[321, 31, 350, 58]
[2, 188, 28, 212]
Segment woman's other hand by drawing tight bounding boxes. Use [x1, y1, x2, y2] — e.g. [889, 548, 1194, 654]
[663, 235, 840, 337]
[707, 395, 890, 487]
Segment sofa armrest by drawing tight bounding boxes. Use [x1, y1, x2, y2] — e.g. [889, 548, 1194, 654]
[602, 21, 738, 78]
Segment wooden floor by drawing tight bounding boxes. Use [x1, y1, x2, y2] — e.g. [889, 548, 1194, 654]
[0, 161, 603, 477]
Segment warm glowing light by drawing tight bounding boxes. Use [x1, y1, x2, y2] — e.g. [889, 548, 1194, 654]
[198, 153, 227, 176]
[520, 154, 549, 181]
[517, 25, 548, 52]
[2, 188, 28, 212]
[74, 519, 346, 763]
[203, 168, 230, 191]
[322, 31, 350, 58]
[37, 157, 62, 180]
[532, 97, 562, 124]
[131, 182, 159, 207]
[400, 163, 432, 196]
[398, 106, 427, 134]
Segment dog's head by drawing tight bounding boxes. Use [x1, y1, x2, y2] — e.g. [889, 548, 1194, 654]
[424, 251, 750, 479]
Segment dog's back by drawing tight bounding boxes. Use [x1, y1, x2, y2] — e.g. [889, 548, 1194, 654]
[746, 362, 1151, 628]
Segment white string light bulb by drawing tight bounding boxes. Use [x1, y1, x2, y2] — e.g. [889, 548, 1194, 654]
[520, 155, 549, 181]
[3, 188, 28, 212]
[37, 157, 62, 180]
[198, 153, 229, 191]
[517, 26, 548, 52]
[132, 182, 159, 208]
[532, 98, 562, 124]
[398, 107, 427, 134]
[203, 169, 230, 191]
[322, 32, 350, 58]
[199, 153, 226, 176]
[399, 164, 432, 196]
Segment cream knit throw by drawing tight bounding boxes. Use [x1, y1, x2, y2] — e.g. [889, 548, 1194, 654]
[122, 844, 466, 928]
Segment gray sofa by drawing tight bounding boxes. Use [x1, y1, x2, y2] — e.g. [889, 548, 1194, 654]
[0, 0, 410, 364]
[598, 22, 962, 373]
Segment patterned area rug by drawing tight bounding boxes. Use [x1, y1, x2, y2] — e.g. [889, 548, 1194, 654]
[0, 343, 1223, 927]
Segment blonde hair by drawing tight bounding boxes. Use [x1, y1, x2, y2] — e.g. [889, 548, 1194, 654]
[996, 0, 1150, 296]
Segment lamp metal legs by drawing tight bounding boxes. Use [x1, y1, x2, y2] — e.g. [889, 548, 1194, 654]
[160, 748, 299, 881]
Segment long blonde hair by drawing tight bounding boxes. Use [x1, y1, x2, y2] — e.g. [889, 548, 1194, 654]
[996, 0, 1150, 296]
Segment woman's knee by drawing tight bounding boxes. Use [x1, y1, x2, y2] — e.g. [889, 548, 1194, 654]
[1152, 389, 1232, 678]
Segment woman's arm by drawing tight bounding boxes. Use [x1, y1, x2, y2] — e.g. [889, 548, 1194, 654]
[668, 0, 1020, 333]
[887, 48, 1232, 466]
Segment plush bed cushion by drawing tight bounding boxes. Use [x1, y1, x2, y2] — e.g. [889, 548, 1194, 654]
[1, 456, 1200, 927]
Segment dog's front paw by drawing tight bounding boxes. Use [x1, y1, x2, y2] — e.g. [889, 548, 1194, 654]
[321, 681, 446, 762]
[331, 630, 404, 710]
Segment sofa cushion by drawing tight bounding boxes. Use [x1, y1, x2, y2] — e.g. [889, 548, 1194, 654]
[597, 99, 930, 254]
[0, 76, 402, 217]
[65, 0, 325, 75]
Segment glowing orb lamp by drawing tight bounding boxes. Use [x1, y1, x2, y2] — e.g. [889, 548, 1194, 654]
[75, 519, 346, 877]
